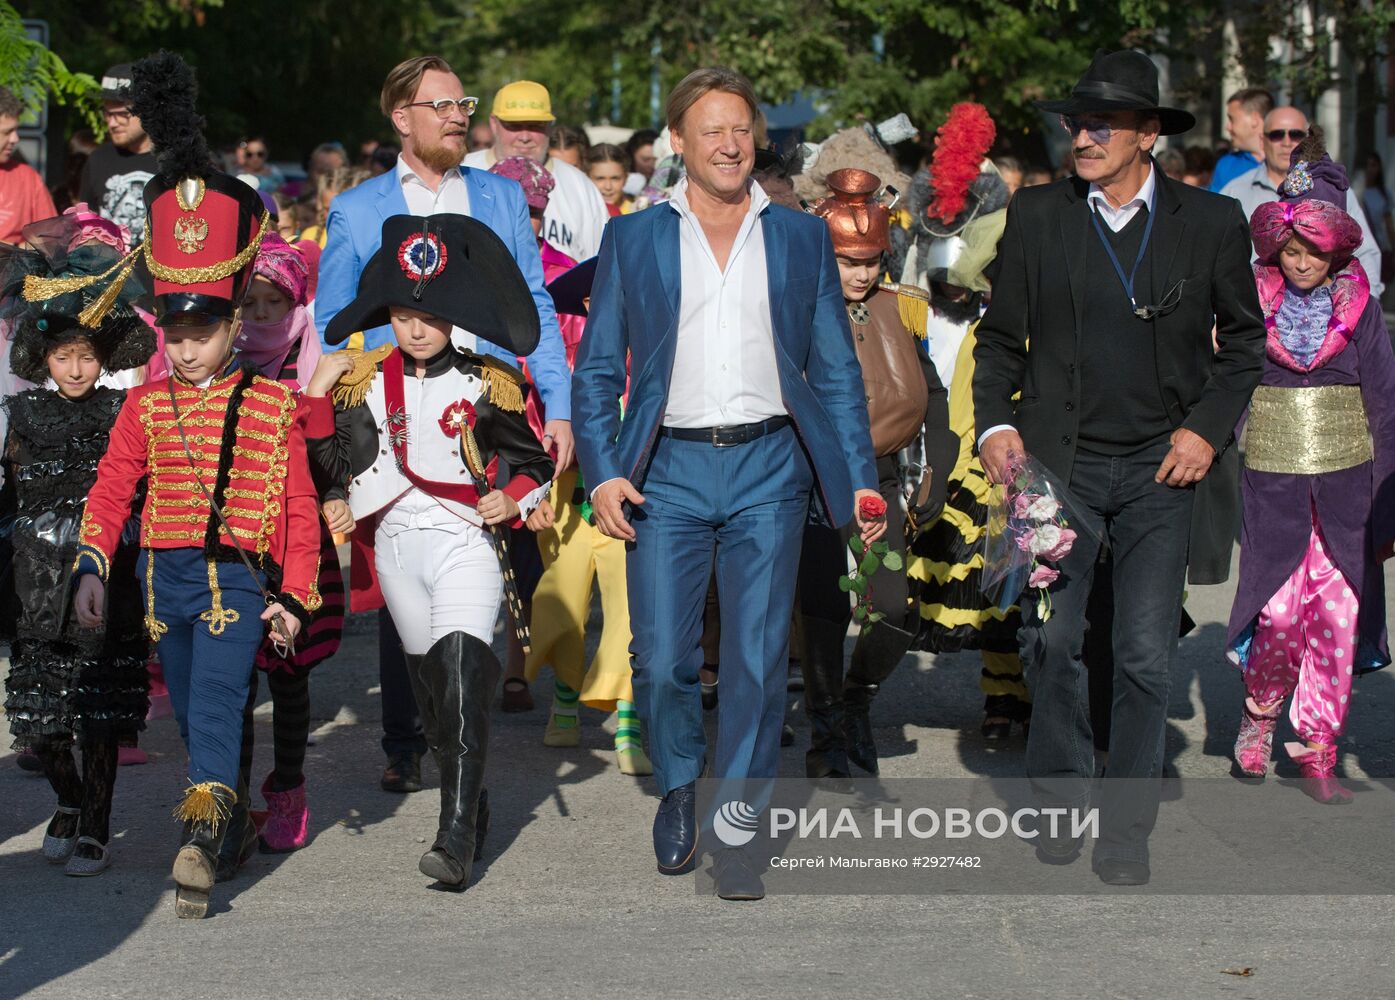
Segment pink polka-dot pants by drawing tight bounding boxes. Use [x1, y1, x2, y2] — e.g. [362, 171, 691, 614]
[1243, 513, 1357, 747]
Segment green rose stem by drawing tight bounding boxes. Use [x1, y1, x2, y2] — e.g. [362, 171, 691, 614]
[838, 536, 902, 629]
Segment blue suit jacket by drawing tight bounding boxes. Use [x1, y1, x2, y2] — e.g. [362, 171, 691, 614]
[572, 198, 876, 527]
[314, 165, 571, 420]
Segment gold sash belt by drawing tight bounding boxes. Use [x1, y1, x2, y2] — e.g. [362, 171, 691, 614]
[1245, 384, 1372, 474]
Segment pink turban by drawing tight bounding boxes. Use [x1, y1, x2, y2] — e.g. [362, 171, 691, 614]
[251, 232, 309, 306]
[62, 202, 130, 255]
[489, 155, 555, 212]
[1250, 198, 1362, 266]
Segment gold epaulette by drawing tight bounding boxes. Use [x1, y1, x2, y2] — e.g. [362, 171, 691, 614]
[330, 344, 394, 409]
[882, 281, 929, 340]
[477, 356, 525, 414]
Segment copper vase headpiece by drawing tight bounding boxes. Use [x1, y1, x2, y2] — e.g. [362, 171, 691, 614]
[813, 168, 890, 258]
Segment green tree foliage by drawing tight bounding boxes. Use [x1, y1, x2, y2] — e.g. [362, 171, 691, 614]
[0, 1, 100, 130]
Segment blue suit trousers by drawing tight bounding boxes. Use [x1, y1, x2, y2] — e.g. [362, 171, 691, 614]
[627, 425, 812, 794]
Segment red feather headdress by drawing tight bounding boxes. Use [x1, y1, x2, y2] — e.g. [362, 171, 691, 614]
[928, 103, 996, 224]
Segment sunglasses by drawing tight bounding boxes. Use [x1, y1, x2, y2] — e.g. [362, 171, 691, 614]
[1267, 129, 1307, 143]
[244, 149, 267, 159]
[404, 97, 479, 119]
[1060, 115, 1125, 145]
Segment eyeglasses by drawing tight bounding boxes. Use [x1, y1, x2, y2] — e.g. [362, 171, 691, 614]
[403, 97, 479, 119]
[103, 107, 134, 124]
[244, 149, 267, 159]
[1267, 129, 1307, 143]
[1060, 115, 1124, 145]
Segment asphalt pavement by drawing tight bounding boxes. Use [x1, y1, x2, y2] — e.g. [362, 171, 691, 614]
[2, 557, 1393, 999]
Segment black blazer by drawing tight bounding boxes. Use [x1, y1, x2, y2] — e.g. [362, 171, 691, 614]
[972, 169, 1265, 481]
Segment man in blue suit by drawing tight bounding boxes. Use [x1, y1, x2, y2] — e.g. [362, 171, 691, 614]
[316, 56, 572, 793]
[573, 67, 884, 900]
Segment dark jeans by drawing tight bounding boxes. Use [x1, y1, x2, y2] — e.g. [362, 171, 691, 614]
[1020, 441, 1192, 866]
[379, 609, 427, 758]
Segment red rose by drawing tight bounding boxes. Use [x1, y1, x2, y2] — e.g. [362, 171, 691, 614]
[858, 494, 887, 520]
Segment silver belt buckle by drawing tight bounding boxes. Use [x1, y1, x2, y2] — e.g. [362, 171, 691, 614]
[712, 425, 733, 448]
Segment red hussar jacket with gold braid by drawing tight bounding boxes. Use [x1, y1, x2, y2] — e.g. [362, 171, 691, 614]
[73, 360, 323, 624]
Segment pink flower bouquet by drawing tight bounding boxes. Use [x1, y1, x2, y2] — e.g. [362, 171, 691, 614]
[981, 453, 1096, 621]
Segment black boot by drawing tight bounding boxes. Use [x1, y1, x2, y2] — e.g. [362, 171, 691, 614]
[171, 781, 238, 919]
[843, 621, 915, 776]
[215, 777, 257, 883]
[407, 632, 501, 890]
[799, 616, 852, 786]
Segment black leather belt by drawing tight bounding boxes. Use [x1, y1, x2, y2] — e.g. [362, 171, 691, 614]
[659, 415, 791, 448]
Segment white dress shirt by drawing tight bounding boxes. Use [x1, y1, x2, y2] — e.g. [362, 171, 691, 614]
[1086, 163, 1155, 232]
[662, 177, 787, 429]
[978, 166, 1158, 449]
[463, 149, 609, 261]
[396, 157, 475, 351]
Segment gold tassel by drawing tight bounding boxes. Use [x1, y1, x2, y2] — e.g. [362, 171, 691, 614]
[199, 559, 241, 635]
[888, 281, 930, 340]
[76, 251, 141, 328]
[480, 359, 524, 413]
[143, 549, 168, 643]
[330, 344, 393, 410]
[171, 781, 236, 834]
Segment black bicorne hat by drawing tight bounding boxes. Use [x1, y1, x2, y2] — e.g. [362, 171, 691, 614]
[324, 214, 540, 356]
[545, 256, 597, 317]
[1036, 49, 1195, 136]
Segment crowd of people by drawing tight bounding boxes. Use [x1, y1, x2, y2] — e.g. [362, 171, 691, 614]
[1, 42, 1392, 910]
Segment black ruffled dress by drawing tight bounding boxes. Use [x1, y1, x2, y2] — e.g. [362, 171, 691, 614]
[2, 387, 148, 749]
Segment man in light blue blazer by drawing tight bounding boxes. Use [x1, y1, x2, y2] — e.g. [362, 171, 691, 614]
[573, 68, 884, 900]
[315, 55, 572, 794]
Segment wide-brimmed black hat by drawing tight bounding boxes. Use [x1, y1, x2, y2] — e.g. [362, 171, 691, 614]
[1036, 50, 1195, 136]
[325, 214, 540, 355]
[545, 256, 596, 317]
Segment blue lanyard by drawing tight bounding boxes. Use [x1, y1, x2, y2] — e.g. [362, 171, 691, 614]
[1089, 195, 1155, 311]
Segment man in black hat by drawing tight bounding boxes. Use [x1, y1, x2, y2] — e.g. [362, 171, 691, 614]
[973, 49, 1265, 884]
[77, 64, 159, 237]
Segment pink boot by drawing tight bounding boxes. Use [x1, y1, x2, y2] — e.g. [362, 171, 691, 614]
[1287, 742, 1353, 805]
[258, 773, 309, 852]
[1233, 698, 1280, 780]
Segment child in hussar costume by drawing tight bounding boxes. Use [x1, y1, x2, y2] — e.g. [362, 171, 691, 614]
[68, 53, 320, 918]
[305, 213, 553, 890]
[1228, 135, 1395, 804]
[0, 209, 155, 877]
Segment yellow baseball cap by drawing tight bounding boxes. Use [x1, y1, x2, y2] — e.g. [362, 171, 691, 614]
[491, 80, 555, 123]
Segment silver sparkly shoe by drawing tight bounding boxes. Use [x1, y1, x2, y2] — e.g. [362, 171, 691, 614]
[64, 836, 111, 877]
[41, 805, 81, 863]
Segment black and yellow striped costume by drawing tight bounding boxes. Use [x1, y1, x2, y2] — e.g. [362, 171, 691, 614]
[907, 322, 1029, 717]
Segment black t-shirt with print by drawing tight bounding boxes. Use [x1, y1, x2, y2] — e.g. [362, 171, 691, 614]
[77, 143, 159, 238]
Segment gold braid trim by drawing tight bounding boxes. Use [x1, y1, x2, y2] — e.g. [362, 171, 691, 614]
[199, 559, 242, 636]
[144, 550, 168, 643]
[22, 248, 143, 329]
[330, 344, 394, 410]
[141, 210, 272, 284]
[171, 781, 236, 834]
[306, 554, 324, 613]
[885, 281, 929, 340]
[461, 422, 487, 479]
[479, 358, 525, 413]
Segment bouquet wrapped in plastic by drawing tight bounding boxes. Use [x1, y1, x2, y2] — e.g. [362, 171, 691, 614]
[981, 454, 1097, 621]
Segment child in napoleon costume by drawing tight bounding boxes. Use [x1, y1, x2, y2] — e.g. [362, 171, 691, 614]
[67, 53, 322, 918]
[304, 213, 553, 890]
